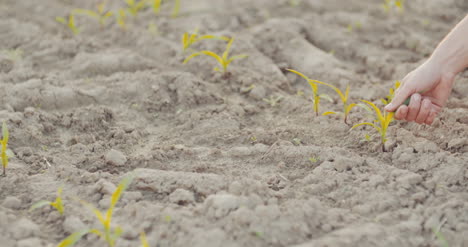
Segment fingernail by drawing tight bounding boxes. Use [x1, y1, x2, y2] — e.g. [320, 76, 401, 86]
[384, 103, 393, 111]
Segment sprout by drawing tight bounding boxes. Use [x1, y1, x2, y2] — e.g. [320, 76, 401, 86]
[182, 29, 230, 52]
[286, 69, 332, 116]
[1, 122, 10, 176]
[57, 175, 134, 247]
[73, 2, 114, 28]
[30, 187, 65, 215]
[183, 38, 248, 76]
[314, 80, 356, 124]
[56, 14, 80, 35]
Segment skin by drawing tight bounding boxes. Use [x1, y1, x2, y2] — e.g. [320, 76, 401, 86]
[385, 14, 468, 125]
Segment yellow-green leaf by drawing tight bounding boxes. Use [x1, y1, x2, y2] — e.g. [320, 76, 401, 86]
[351, 122, 380, 132]
[57, 229, 91, 247]
[30, 200, 53, 212]
[222, 38, 234, 60]
[140, 232, 149, 247]
[360, 100, 384, 123]
[346, 103, 357, 115]
[322, 111, 337, 116]
[312, 80, 346, 103]
[184, 51, 224, 68]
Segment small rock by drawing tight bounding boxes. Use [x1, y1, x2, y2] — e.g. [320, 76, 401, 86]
[16, 238, 42, 247]
[3, 196, 21, 210]
[204, 194, 240, 218]
[169, 189, 195, 205]
[63, 216, 86, 234]
[12, 218, 40, 239]
[396, 173, 423, 189]
[104, 149, 127, 166]
[249, 85, 266, 100]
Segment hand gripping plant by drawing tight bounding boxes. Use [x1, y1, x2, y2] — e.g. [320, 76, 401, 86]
[351, 81, 400, 152]
[183, 38, 248, 77]
[57, 175, 133, 247]
[286, 69, 332, 116]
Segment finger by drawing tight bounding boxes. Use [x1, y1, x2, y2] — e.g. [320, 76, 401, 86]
[425, 108, 438, 125]
[395, 105, 408, 120]
[385, 84, 414, 112]
[406, 93, 421, 122]
[415, 99, 431, 124]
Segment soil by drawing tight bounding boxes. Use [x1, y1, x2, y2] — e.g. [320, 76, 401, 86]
[1, 0, 468, 247]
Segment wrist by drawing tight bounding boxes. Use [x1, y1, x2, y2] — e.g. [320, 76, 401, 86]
[427, 54, 459, 81]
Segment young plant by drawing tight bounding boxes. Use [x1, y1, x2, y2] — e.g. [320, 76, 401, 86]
[314, 81, 356, 124]
[182, 29, 230, 52]
[154, 0, 181, 17]
[352, 82, 400, 152]
[56, 14, 80, 35]
[116, 9, 127, 30]
[57, 175, 134, 247]
[140, 232, 150, 247]
[183, 38, 248, 76]
[383, 0, 404, 12]
[30, 187, 65, 215]
[1, 122, 10, 177]
[262, 95, 284, 107]
[125, 0, 147, 16]
[286, 69, 332, 116]
[73, 2, 114, 28]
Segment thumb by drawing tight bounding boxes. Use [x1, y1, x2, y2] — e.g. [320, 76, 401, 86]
[385, 85, 413, 112]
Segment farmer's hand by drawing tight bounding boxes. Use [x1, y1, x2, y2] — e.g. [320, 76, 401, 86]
[384, 59, 455, 125]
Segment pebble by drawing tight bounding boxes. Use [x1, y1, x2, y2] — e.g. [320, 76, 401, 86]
[2, 196, 21, 210]
[104, 149, 127, 166]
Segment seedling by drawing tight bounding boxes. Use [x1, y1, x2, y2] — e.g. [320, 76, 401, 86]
[73, 2, 114, 28]
[56, 14, 80, 35]
[125, 0, 147, 16]
[153, 0, 181, 17]
[182, 29, 230, 52]
[314, 80, 356, 124]
[57, 175, 133, 247]
[116, 9, 127, 30]
[183, 38, 248, 76]
[286, 69, 332, 116]
[140, 232, 150, 247]
[383, 0, 404, 12]
[1, 122, 10, 176]
[263, 95, 284, 107]
[30, 187, 65, 215]
[352, 82, 400, 152]
[347, 21, 362, 32]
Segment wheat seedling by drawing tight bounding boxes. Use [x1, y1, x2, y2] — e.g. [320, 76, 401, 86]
[313, 81, 356, 124]
[182, 29, 230, 52]
[0, 122, 10, 176]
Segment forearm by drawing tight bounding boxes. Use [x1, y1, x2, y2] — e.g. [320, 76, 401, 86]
[430, 14, 468, 76]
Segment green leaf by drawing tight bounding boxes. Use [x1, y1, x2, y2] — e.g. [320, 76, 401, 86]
[30, 200, 52, 211]
[57, 229, 92, 247]
[2, 121, 9, 143]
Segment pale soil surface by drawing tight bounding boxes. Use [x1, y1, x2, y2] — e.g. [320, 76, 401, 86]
[1, 0, 468, 246]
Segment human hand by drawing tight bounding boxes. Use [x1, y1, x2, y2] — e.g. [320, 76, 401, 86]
[384, 59, 456, 125]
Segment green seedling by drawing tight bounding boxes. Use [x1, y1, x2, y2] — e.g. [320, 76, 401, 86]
[182, 29, 230, 52]
[116, 9, 127, 30]
[183, 38, 248, 75]
[1, 122, 10, 176]
[57, 175, 133, 247]
[56, 14, 80, 35]
[263, 95, 284, 107]
[314, 81, 356, 124]
[286, 69, 332, 116]
[352, 82, 400, 152]
[73, 2, 113, 27]
[347, 21, 362, 32]
[432, 227, 449, 247]
[153, 0, 181, 17]
[125, 0, 147, 16]
[383, 0, 404, 12]
[30, 187, 65, 215]
[140, 232, 149, 247]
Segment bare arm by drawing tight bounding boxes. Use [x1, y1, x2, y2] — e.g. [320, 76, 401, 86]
[385, 14, 468, 125]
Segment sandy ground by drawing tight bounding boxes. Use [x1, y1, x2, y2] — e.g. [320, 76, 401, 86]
[1, 0, 468, 246]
